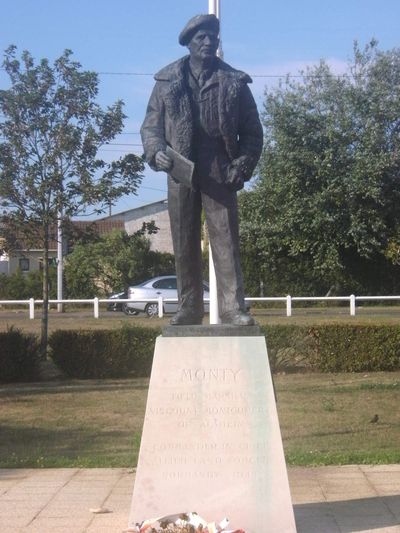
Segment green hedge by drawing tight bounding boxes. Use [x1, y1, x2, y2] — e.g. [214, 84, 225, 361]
[47, 324, 400, 378]
[261, 325, 314, 372]
[262, 324, 400, 373]
[1, 323, 398, 381]
[0, 327, 41, 382]
[49, 326, 161, 378]
[306, 325, 400, 372]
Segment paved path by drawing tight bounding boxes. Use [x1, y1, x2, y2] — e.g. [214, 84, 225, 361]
[0, 465, 399, 532]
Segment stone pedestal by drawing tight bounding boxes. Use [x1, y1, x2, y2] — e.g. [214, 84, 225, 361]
[129, 328, 296, 533]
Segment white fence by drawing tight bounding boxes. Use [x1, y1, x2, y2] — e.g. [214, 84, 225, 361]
[1, 295, 400, 319]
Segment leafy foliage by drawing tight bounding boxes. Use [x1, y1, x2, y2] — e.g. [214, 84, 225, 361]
[306, 325, 400, 372]
[0, 46, 144, 352]
[64, 225, 175, 297]
[49, 326, 160, 378]
[0, 267, 57, 299]
[48, 324, 400, 378]
[240, 41, 400, 296]
[0, 46, 143, 225]
[0, 327, 41, 382]
[262, 324, 400, 373]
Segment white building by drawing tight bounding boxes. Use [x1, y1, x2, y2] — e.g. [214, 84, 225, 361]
[100, 199, 173, 254]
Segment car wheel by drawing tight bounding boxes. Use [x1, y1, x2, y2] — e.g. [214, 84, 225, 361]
[122, 304, 139, 316]
[145, 302, 159, 318]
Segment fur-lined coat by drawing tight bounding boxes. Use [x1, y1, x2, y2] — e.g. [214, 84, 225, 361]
[140, 56, 263, 184]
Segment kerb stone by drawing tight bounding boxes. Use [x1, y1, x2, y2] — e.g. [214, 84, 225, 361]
[129, 334, 296, 533]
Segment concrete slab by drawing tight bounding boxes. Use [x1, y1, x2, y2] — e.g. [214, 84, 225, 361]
[294, 516, 342, 533]
[0, 467, 398, 532]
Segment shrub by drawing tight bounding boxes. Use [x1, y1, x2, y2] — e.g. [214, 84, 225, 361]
[0, 268, 57, 300]
[307, 325, 400, 372]
[48, 324, 400, 378]
[0, 327, 40, 382]
[262, 324, 400, 373]
[261, 325, 313, 372]
[49, 325, 161, 378]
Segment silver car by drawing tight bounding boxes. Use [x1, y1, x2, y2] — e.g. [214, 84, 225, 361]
[125, 275, 210, 317]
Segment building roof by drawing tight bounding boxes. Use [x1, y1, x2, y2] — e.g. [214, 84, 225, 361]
[98, 199, 168, 222]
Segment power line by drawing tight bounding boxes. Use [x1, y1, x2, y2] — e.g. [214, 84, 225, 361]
[0, 139, 142, 151]
[98, 149, 142, 153]
[0, 67, 360, 80]
[140, 185, 167, 193]
[97, 70, 351, 79]
[98, 71, 154, 76]
[0, 134, 141, 140]
[102, 143, 142, 147]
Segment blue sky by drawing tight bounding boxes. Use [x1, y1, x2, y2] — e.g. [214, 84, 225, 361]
[1, 0, 400, 216]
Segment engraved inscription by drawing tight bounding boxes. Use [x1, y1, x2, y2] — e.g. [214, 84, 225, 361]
[142, 441, 269, 453]
[162, 471, 219, 480]
[144, 455, 268, 466]
[148, 406, 196, 416]
[180, 368, 241, 382]
[171, 390, 249, 401]
[138, 355, 275, 504]
[146, 405, 267, 418]
[143, 442, 219, 453]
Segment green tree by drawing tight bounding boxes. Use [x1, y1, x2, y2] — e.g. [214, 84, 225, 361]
[0, 268, 57, 300]
[241, 41, 400, 296]
[64, 225, 175, 298]
[0, 46, 144, 355]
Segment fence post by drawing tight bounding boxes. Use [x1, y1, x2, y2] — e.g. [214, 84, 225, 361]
[94, 297, 99, 319]
[29, 298, 35, 319]
[350, 294, 356, 316]
[158, 295, 163, 318]
[286, 295, 292, 317]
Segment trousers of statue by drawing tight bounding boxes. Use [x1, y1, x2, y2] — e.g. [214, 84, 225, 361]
[167, 176, 246, 319]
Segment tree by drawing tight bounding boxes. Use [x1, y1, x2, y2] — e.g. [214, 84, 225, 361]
[240, 41, 400, 296]
[64, 225, 175, 298]
[0, 46, 144, 355]
[0, 268, 57, 300]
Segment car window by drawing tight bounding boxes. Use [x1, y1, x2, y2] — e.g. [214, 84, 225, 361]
[153, 278, 177, 289]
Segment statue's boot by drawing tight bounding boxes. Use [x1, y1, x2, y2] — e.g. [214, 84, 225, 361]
[170, 310, 203, 326]
[221, 310, 255, 326]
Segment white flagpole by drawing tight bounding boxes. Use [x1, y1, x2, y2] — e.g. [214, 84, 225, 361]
[208, 0, 222, 324]
[209, 0, 223, 58]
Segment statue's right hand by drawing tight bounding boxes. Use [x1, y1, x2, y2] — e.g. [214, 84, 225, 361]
[155, 151, 173, 172]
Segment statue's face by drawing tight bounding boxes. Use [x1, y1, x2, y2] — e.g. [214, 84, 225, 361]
[187, 28, 219, 61]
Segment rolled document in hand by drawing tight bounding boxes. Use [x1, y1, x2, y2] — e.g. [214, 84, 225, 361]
[166, 146, 194, 188]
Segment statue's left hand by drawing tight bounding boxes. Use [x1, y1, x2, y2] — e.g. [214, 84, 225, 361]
[155, 150, 173, 172]
[226, 163, 245, 191]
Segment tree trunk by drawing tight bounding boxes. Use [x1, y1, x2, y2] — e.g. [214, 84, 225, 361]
[40, 228, 50, 359]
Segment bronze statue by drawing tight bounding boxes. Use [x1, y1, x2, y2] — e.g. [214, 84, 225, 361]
[141, 14, 263, 326]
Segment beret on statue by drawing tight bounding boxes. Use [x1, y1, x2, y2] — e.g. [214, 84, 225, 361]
[179, 14, 220, 46]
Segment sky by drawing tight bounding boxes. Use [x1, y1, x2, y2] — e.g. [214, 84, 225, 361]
[1, 0, 400, 217]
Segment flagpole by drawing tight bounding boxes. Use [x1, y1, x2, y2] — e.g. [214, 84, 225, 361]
[208, 0, 222, 324]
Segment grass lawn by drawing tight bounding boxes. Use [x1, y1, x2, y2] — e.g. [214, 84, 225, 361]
[0, 379, 148, 468]
[277, 372, 400, 465]
[1, 307, 399, 467]
[0, 372, 399, 468]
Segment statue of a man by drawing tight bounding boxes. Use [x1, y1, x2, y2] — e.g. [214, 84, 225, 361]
[141, 14, 263, 326]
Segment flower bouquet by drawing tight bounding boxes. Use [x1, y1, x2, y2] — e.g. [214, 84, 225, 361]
[129, 512, 245, 533]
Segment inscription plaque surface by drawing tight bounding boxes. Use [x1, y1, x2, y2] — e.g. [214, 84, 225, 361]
[129, 336, 296, 533]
